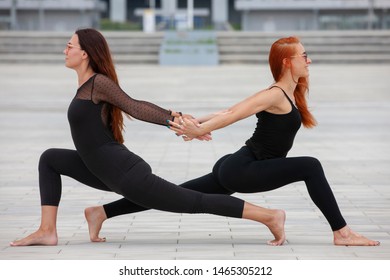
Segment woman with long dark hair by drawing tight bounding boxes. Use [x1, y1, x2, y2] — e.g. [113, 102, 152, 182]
[84, 36, 379, 246]
[10, 28, 286, 247]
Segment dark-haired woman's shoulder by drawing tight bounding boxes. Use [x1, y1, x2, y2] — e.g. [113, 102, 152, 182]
[93, 73, 119, 90]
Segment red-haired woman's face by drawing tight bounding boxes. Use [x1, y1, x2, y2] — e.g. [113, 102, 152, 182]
[63, 34, 86, 69]
[290, 43, 311, 78]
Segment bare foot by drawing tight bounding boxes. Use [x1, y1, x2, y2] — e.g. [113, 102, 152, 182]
[10, 229, 58, 246]
[334, 226, 380, 246]
[266, 209, 286, 246]
[84, 206, 107, 242]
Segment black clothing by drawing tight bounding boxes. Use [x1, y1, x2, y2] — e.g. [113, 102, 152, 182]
[68, 74, 173, 157]
[39, 74, 245, 218]
[100, 86, 347, 231]
[213, 148, 346, 231]
[245, 86, 301, 160]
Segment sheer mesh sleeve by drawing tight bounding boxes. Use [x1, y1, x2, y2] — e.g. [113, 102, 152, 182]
[92, 74, 173, 126]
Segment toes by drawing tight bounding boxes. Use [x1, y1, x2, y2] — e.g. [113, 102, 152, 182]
[267, 239, 284, 246]
[91, 237, 106, 242]
[372, 241, 380, 246]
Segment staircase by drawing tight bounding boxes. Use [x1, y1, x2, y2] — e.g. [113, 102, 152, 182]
[0, 31, 164, 64]
[1, 30, 389, 64]
[217, 30, 390, 64]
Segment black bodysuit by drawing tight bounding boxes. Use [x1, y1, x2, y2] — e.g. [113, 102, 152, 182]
[99, 86, 347, 231]
[39, 74, 245, 218]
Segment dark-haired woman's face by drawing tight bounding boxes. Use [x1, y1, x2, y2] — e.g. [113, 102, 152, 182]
[63, 34, 86, 69]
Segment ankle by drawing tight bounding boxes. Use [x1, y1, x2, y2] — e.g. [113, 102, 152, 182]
[98, 206, 108, 221]
[85, 206, 107, 221]
[334, 225, 350, 238]
[38, 225, 57, 234]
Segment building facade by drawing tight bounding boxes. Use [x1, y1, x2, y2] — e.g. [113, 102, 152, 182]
[0, 0, 106, 30]
[101, 0, 237, 31]
[236, 0, 390, 31]
[1, 0, 389, 31]
[102, 0, 390, 31]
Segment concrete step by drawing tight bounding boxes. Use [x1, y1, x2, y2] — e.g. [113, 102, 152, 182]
[0, 45, 161, 54]
[1, 30, 390, 64]
[0, 31, 163, 63]
[0, 53, 159, 64]
[217, 30, 390, 64]
[219, 53, 390, 64]
[219, 45, 390, 54]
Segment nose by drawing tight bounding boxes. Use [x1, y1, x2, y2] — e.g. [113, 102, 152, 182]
[63, 46, 70, 55]
[307, 57, 312, 64]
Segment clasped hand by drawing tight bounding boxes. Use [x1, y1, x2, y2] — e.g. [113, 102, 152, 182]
[169, 116, 210, 141]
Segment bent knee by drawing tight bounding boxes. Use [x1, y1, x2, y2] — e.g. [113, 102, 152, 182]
[38, 148, 65, 171]
[39, 148, 59, 162]
[302, 156, 323, 171]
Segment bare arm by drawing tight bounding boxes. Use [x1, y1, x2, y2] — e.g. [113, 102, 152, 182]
[171, 88, 280, 139]
[195, 109, 231, 124]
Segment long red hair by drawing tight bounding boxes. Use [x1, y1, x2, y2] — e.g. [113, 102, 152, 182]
[269, 36, 317, 128]
[76, 28, 127, 143]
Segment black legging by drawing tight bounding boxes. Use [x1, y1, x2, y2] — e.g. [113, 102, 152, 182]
[102, 146, 347, 231]
[216, 146, 346, 231]
[38, 148, 244, 218]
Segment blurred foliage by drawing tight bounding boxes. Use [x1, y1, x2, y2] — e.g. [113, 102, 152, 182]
[100, 18, 142, 31]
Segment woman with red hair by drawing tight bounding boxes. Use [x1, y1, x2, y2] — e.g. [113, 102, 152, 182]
[85, 36, 379, 246]
[10, 28, 286, 247]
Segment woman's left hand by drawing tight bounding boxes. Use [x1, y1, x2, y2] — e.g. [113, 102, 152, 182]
[169, 117, 211, 141]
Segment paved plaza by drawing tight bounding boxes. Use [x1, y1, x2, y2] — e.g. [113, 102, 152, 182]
[0, 63, 389, 262]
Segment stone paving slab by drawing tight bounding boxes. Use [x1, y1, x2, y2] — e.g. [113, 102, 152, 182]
[0, 63, 389, 261]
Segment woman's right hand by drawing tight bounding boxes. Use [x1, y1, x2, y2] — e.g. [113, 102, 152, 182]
[169, 117, 211, 141]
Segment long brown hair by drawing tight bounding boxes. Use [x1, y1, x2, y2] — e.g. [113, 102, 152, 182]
[76, 28, 127, 143]
[269, 36, 317, 128]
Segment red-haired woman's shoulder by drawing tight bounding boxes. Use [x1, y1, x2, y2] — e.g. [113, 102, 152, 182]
[265, 86, 287, 102]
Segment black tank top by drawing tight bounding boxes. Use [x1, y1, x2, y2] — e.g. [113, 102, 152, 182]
[245, 86, 301, 160]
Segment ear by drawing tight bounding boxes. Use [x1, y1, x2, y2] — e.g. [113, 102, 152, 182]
[81, 51, 89, 60]
[282, 58, 291, 68]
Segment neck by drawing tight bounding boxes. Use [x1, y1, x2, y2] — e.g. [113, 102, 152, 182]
[274, 72, 299, 96]
[76, 65, 95, 87]
[273, 81, 296, 97]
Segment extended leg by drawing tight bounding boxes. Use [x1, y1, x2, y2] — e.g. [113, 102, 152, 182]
[84, 171, 233, 239]
[92, 154, 233, 220]
[102, 171, 233, 219]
